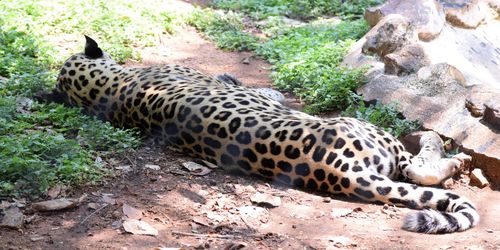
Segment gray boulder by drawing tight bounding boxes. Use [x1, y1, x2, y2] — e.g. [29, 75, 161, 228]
[344, 0, 500, 186]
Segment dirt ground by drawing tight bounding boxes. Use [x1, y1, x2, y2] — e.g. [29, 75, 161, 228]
[1, 5, 500, 250]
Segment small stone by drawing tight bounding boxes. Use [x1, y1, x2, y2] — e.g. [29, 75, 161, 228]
[242, 57, 250, 64]
[0, 206, 25, 229]
[323, 197, 331, 203]
[331, 208, 355, 218]
[32, 195, 86, 211]
[470, 168, 489, 188]
[30, 235, 44, 242]
[181, 161, 212, 176]
[111, 220, 122, 229]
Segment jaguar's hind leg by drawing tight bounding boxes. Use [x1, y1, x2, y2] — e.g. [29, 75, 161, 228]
[402, 132, 470, 186]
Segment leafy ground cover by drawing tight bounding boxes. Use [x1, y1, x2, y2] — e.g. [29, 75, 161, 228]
[0, 0, 184, 198]
[212, 0, 384, 20]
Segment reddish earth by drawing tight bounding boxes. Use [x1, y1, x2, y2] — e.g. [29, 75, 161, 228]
[1, 10, 500, 250]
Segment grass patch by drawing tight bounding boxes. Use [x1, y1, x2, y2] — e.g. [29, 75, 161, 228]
[212, 0, 384, 20]
[0, 27, 140, 199]
[257, 20, 369, 113]
[187, 8, 258, 51]
[256, 19, 369, 63]
[0, 0, 181, 198]
[0, 0, 184, 63]
[0, 102, 140, 198]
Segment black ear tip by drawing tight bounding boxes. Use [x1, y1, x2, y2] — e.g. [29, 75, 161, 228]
[84, 35, 97, 46]
[83, 35, 103, 59]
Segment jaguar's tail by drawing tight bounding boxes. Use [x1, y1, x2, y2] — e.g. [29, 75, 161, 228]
[360, 173, 479, 234]
[401, 191, 479, 233]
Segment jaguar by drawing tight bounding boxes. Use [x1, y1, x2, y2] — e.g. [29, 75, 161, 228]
[49, 36, 479, 234]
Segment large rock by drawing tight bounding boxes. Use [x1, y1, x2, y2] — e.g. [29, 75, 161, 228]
[443, 0, 487, 29]
[362, 14, 416, 57]
[384, 44, 430, 75]
[466, 85, 500, 129]
[346, 0, 500, 187]
[357, 64, 500, 187]
[365, 0, 446, 41]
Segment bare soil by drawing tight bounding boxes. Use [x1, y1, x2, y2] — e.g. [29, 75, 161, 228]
[1, 7, 500, 250]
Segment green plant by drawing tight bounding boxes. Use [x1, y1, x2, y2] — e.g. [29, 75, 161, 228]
[342, 94, 421, 137]
[272, 40, 367, 113]
[188, 8, 258, 51]
[257, 19, 369, 63]
[0, 101, 140, 199]
[256, 20, 369, 113]
[213, 0, 384, 20]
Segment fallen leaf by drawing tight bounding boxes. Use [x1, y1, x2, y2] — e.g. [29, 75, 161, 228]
[32, 195, 86, 211]
[122, 219, 158, 236]
[116, 165, 132, 172]
[0, 206, 25, 229]
[145, 164, 161, 170]
[0, 200, 11, 210]
[87, 203, 100, 210]
[95, 156, 103, 164]
[182, 162, 212, 176]
[47, 185, 63, 199]
[102, 194, 116, 205]
[122, 203, 142, 220]
[250, 192, 281, 208]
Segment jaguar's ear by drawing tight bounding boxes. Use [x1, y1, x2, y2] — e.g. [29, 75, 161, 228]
[84, 35, 103, 59]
